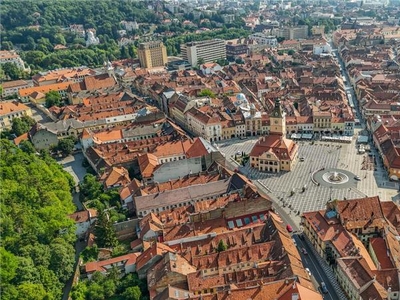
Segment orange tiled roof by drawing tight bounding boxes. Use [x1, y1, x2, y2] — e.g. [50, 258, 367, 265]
[85, 253, 139, 273]
[101, 166, 130, 188]
[0, 101, 30, 116]
[250, 135, 298, 161]
[19, 82, 71, 97]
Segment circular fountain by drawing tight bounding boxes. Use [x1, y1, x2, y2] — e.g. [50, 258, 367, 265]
[322, 170, 349, 185]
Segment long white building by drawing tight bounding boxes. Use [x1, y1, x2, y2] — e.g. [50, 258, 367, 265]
[180, 39, 226, 67]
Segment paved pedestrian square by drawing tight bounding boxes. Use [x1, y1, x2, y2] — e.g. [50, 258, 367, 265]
[218, 133, 399, 225]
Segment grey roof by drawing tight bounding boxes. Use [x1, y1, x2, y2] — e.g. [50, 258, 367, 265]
[122, 124, 161, 138]
[228, 173, 247, 192]
[198, 137, 218, 153]
[43, 119, 85, 133]
[134, 179, 231, 212]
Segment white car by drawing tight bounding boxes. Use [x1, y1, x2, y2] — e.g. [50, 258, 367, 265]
[305, 268, 312, 276]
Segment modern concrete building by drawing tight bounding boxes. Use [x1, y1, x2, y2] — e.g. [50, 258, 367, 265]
[271, 26, 309, 40]
[180, 39, 226, 66]
[138, 41, 167, 68]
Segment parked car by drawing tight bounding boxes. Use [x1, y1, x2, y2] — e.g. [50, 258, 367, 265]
[286, 224, 293, 233]
[320, 281, 328, 294]
[305, 268, 312, 276]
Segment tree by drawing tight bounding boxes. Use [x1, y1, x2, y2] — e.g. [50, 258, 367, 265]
[17, 283, 48, 300]
[1, 41, 14, 50]
[57, 136, 75, 156]
[95, 211, 118, 248]
[122, 286, 141, 300]
[0, 139, 76, 299]
[80, 174, 103, 200]
[45, 90, 61, 108]
[49, 240, 75, 282]
[198, 89, 216, 98]
[11, 115, 36, 137]
[0, 248, 18, 283]
[217, 239, 227, 252]
[19, 140, 36, 154]
[1, 62, 22, 80]
[197, 57, 205, 65]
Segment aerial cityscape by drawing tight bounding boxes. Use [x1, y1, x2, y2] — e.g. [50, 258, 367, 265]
[1, 0, 400, 299]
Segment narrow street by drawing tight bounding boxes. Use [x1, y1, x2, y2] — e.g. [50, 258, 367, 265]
[58, 152, 89, 300]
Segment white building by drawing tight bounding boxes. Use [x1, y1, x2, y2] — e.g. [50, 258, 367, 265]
[200, 62, 223, 75]
[180, 39, 226, 66]
[249, 33, 278, 47]
[68, 209, 97, 237]
[0, 50, 30, 72]
[313, 43, 332, 55]
[120, 20, 139, 31]
[86, 30, 100, 47]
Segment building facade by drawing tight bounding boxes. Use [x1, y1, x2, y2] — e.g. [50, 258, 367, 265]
[138, 41, 168, 68]
[0, 50, 29, 72]
[181, 39, 226, 67]
[249, 99, 298, 172]
[0, 101, 33, 132]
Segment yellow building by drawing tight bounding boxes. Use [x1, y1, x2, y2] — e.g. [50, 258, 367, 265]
[249, 99, 298, 172]
[0, 101, 33, 132]
[138, 41, 167, 68]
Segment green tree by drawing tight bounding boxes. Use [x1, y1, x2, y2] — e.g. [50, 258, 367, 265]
[49, 240, 75, 282]
[198, 89, 216, 98]
[45, 90, 61, 108]
[1, 41, 14, 50]
[11, 116, 35, 137]
[217, 239, 227, 252]
[122, 286, 141, 300]
[0, 248, 18, 283]
[54, 33, 67, 45]
[19, 140, 36, 154]
[197, 57, 205, 65]
[1, 62, 22, 80]
[80, 174, 103, 200]
[17, 283, 48, 300]
[95, 211, 118, 248]
[11, 118, 27, 137]
[57, 136, 75, 156]
[0, 139, 76, 299]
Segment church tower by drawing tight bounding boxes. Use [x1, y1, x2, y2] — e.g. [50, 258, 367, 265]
[269, 99, 286, 135]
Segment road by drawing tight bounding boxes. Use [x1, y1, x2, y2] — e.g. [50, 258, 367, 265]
[255, 182, 346, 299]
[294, 234, 342, 300]
[59, 152, 89, 300]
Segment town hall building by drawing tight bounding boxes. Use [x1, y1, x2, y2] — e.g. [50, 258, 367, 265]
[249, 99, 299, 172]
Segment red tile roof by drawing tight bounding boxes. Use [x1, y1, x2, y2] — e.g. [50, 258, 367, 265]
[85, 252, 139, 273]
[250, 135, 298, 161]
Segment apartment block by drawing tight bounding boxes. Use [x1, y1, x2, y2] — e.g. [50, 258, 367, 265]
[271, 25, 309, 40]
[181, 39, 226, 66]
[137, 41, 167, 69]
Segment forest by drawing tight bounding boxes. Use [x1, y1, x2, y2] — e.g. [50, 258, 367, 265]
[0, 0, 250, 73]
[0, 139, 76, 300]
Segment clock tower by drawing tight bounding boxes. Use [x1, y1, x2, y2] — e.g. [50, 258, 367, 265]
[269, 98, 286, 136]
